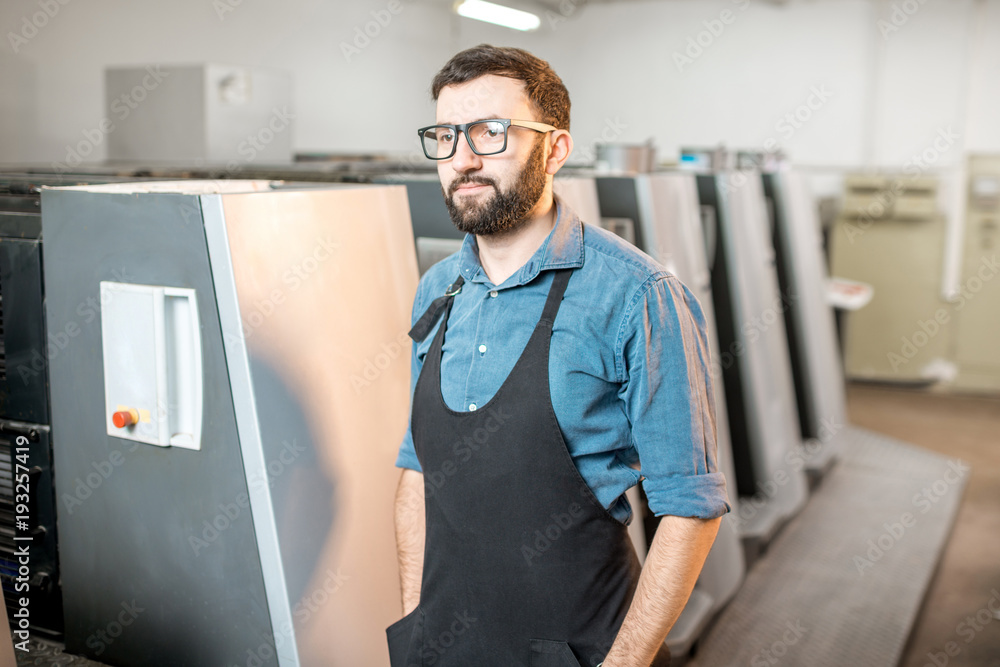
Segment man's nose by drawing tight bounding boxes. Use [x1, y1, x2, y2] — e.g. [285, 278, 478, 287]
[450, 131, 483, 173]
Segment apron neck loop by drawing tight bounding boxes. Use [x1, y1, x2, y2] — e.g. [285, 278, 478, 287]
[408, 275, 466, 342]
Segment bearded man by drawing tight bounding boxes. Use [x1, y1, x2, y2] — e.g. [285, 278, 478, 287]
[389, 44, 730, 667]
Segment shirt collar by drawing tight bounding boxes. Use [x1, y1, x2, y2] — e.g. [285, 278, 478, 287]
[457, 195, 585, 288]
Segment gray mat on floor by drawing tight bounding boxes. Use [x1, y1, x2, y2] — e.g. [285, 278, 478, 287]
[691, 426, 967, 667]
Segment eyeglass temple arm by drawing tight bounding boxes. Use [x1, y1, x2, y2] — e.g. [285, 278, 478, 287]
[509, 119, 558, 132]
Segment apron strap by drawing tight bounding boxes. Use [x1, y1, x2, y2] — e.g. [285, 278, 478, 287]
[537, 269, 573, 329]
[408, 275, 465, 342]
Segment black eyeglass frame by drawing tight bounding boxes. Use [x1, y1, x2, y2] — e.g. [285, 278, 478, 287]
[416, 118, 558, 160]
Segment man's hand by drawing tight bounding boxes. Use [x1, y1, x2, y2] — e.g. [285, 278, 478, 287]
[394, 469, 426, 616]
[602, 514, 722, 667]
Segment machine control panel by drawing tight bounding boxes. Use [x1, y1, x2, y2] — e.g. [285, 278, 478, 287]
[100, 282, 203, 450]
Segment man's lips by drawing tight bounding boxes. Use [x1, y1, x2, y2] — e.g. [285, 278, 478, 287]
[450, 178, 496, 196]
[454, 183, 490, 193]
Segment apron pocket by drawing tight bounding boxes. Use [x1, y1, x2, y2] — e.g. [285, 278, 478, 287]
[529, 638, 583, 667]
[386, 607, 424, 667]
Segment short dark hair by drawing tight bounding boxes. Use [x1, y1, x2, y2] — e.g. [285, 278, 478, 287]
[431, 44, 571, 131]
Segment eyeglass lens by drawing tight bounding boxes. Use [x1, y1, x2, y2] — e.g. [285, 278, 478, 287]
[422, 121, 506, 158]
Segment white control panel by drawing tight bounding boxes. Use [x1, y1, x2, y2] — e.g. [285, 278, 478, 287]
[100, 282, 203, 450]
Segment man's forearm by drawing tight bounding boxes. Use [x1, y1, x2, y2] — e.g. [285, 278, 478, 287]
[394, 469, 426, 615]
[602, 514, 722, 667]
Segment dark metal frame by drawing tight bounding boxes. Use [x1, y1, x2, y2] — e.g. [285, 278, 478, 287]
[417, 118, 557, 160]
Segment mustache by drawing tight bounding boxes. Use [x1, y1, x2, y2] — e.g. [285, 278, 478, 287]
[448, 175, 498, 197]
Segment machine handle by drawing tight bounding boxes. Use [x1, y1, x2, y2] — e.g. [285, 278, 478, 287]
[159, 288, 203, 450]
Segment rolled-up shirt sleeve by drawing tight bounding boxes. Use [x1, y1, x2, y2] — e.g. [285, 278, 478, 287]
[394, 278, 429, 473]
[617, 274, 731, 519]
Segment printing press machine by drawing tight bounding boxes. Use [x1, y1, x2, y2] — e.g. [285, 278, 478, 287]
[0, 170, 421, 666]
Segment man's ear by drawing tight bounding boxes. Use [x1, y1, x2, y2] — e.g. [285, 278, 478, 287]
[545, 130, 574, 175]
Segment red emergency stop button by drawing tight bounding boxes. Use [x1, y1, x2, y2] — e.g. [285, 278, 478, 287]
[112, 408, 139, 428]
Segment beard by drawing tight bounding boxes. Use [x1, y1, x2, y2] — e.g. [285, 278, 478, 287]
[443, 137, 548, 237]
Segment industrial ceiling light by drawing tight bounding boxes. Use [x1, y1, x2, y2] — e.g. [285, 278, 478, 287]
[454, 0, 541, 31]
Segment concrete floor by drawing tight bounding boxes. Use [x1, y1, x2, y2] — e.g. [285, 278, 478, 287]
[847, 383, 1000, 667]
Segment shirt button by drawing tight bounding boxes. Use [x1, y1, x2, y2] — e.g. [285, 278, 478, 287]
[489, 290, 498, 298]
[478, 344, 487, 354]
[469, 403, 477, 411]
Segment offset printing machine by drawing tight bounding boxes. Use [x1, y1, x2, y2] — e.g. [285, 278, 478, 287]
[555, 172, 746, 663]
[760, 165, 845, 483]
[0, 172, 168, 645]
[37, 179, 418, 666]
[683, 160, 810, 559]
[0, 177, 65, 642]
[370, 174, 465, 275]
[0, 156, 868, 664]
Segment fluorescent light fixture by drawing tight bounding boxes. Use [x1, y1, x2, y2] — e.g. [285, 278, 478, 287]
[455, 0, 541, 31]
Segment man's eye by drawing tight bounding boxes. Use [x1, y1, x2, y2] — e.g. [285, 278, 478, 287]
[483, 122, 504, 137]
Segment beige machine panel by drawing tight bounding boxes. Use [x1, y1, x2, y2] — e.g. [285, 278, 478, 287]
[953, 155, 1000, 392]
[222, 186, 418, 666]
[0, 590, 18, 664]
[831, 175, 953, 382]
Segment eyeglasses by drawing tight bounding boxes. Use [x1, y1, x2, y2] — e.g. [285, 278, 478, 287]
[417, 118, 557, 160]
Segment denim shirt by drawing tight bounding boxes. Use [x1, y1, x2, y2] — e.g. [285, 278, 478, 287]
[396, 198, 731, 523]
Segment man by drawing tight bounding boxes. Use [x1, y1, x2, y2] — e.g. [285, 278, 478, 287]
[389, 45, 730, 667]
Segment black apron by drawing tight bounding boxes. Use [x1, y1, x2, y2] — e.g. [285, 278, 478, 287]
[388, 269, 671, 667]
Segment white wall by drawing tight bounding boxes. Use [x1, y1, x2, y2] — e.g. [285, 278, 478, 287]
[1, 0, 998, 176]
[965, 0, 1000, 153]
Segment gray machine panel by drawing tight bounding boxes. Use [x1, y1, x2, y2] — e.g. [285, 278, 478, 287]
[0, 238, 49, 424]
[587, 172, 747, 660]
[703, 172, 809, 545]
[372, 175, 463, 275]
[765, 171, 845, 474]
[374, 176, 460, 241]
[41, 189, 276, 665]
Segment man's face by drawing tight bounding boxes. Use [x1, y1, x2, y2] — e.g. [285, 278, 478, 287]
[435, 74, 550, 236]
